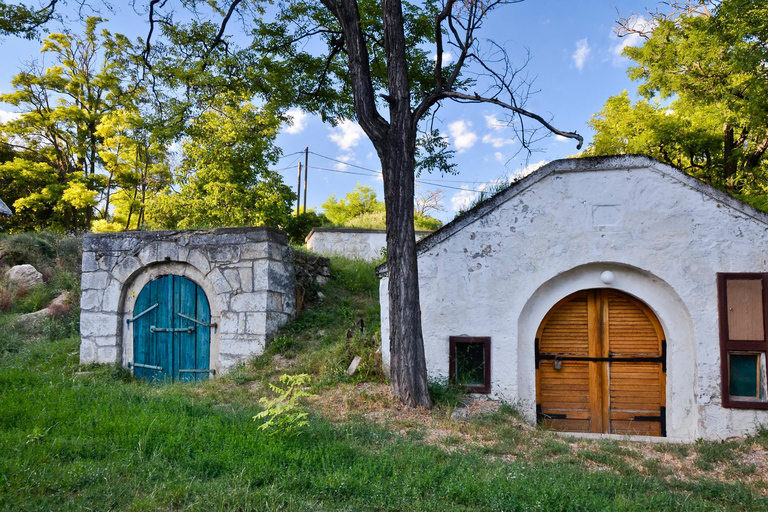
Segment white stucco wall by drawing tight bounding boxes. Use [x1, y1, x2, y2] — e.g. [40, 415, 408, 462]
[306, 228, 431, 261]
[378, 156, 768, 441]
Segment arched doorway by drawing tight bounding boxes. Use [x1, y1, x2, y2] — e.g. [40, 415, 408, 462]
[129, 274, 213, 382]
[535, 289, 666, 436]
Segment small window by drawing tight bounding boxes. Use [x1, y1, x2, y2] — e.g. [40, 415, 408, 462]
[718, 273, 768, 409]
[728, 353, 763, 400]
[449, 336, 490, 393]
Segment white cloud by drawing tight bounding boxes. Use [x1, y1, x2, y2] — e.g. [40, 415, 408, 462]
[433, 52, 453, 63]
[483, 133, 514, 148]
[494, 152, 505, 163]
[0, 110, 21, 124]
[485, 114, 507, 130]
[610, 16, 653, 64]
[572, 38, 591, 71]
[284, 108, 308, 134]
[448, 120, 478, 152]
[329, 119, 365, 151]
[554, 135, 568, 142]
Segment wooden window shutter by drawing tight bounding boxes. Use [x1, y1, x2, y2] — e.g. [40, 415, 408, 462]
[718, 273, 768, 409]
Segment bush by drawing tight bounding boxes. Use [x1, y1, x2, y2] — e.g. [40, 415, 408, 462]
[283, 211, 328, 244]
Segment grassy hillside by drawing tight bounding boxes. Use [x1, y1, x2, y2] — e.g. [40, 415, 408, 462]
[1, 234, 768, 510]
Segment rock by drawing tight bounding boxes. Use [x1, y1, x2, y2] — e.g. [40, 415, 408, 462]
[47, 291, 73, 317]
[347, 355, 362, 376]
[5, 264, 43, 287]
[317, 291, 325, 299]
[15, 308, 51, 333]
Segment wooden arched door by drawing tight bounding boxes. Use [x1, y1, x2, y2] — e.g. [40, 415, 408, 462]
[129, 275, 213, 382]
[535, 289, 666, 436]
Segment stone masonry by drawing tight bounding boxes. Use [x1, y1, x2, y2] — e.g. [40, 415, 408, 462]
[79, 227, 296, 373]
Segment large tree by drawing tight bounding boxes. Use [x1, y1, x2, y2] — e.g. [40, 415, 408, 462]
[0, 17, 140, 231]
[5, 0, 581, 405]
[140, 0, 582, 407]
[594, 0, 768, 190]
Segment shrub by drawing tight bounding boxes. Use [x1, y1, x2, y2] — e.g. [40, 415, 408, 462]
[254, 373, 315, 437]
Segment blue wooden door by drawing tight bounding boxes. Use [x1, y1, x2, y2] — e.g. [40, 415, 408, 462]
[131, 275, 212, 382]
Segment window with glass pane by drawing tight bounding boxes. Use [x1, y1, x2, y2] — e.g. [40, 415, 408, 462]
[718, 273, 768, 409]
[449, 336, 490, 393]
[729, 353, 761, 399]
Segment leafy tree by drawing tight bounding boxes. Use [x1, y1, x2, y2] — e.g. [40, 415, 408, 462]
[321, 183, 442, 230]
[322, 184, 384, 225]
[141, 0, 581, 407]
[91, 109, 172, 232]
[0, 17, 139, 231]
[0, 0, 58, 39]
[145, 99, 295, 229]
[589, 0, 768, 193]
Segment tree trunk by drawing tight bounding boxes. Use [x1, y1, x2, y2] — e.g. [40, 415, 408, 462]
[381, 133, 431, 408]
[723, 123, 737, 184]
[381, 0, 432, 408]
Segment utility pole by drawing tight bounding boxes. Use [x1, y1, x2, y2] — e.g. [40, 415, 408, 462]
[303, 146, 309, 213]
[296, 162, 302, 216]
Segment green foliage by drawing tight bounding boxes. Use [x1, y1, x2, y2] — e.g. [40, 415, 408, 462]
[0, 231, 83, 277]
[0, 18, 141, 232]
[283, 210, 329, 245]
[321, 183, 441, 231]
[253, 374, 315, 437]
[585, 1, 768, 200]
[146, 100, 295, 230]
[322, 184, 384, 226]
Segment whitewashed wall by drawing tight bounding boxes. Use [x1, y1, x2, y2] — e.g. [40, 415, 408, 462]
[378, 156, 768, 441]
[306, 228, 431, 261]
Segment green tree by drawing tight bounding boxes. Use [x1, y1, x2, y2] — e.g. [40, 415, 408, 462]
[142, 0, 581, 407]
[588, 1, 768, 193]
[0, 17, 139, 231]
[321, 183, 442, 230]
[145, 99, 295, 229]
[321, 184, 384, 225]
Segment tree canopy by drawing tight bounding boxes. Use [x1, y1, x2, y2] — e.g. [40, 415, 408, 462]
[585, 0, 768, 199]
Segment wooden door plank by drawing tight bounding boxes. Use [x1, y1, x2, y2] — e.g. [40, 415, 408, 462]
[587, 290, 603, 433]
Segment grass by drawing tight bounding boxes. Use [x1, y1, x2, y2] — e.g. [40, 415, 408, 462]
[2, 251, 768, 510]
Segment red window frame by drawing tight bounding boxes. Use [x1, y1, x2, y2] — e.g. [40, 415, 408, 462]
[449, 336, 491, 393]
[717, 273, 768, 409]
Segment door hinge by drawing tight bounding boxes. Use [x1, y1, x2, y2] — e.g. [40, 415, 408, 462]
[128, 362, 163, 371]
[150, 326, 195, 333]
[178, 368, 216, 375]
[127, 303, 158, 325]
[176, 312, 217, 332]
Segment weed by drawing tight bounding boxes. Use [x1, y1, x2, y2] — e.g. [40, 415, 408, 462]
[428, 379, 465, 408]
[654, 442, 691, 458]
[254, 373, 316, 437]
[538, 437, 571, 457]
[694, 439, 737, 470]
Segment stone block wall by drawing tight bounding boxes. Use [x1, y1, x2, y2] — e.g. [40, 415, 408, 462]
[306, 227, 432, 261]
[79, 227, 295, 373]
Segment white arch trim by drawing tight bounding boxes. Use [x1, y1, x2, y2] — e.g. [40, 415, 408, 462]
[517, 262, 698, 440]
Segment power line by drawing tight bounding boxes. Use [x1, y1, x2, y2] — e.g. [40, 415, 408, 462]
[309, 165, 485, 193]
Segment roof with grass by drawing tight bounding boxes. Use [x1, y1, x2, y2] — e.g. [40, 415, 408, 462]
[0, 197, 11, 217]
[377, 154, 768, 277]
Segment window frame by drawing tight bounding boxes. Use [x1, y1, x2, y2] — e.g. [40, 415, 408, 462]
[449, 336, 491, 394]
[718, 273, 768, 409]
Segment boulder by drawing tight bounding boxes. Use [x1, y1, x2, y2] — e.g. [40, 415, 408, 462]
[5, 264, 43, 287]
[13, 291, 74, 334]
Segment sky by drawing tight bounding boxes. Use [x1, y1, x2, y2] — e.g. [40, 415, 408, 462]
[0, 0, 652, 223]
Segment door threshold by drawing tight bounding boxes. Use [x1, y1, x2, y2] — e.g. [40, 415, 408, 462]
[555, 431, 689, 444]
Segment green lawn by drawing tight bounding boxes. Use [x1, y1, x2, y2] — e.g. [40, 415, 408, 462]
[1, 254, 767, 511]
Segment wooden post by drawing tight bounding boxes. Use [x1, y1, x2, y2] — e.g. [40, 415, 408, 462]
[296, 162, 302, 216]
[303, 146, 309, 213]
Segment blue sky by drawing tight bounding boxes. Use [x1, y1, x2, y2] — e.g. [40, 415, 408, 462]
[0, 0, 651, 223]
